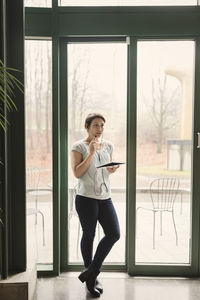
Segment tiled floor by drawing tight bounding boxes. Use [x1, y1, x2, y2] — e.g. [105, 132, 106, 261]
[34, 272, 200, 300]
[29, 190, 199, 300]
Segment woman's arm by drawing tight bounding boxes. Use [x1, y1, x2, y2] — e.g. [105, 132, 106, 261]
[71, 139, 97, 178]
[106, 152, 119, 174]
[71, 151, 94, 178]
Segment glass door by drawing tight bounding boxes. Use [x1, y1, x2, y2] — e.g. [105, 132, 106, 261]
[136, 40, 194, 264]
[25, 39, 53, 271]
[128, 38, 200, 275]
[60, 38, 128, 269]
[60, 37, 200, 275]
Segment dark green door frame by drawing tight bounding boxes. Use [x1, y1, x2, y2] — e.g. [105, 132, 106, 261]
[41, 35, 200, 277]
[59, 38, 68, 272]
[25, 6, 200, 37]
[59, 35, 200, 276]
[127, 36, 200, 276]
[25, 5, 200, 277]
[193, 37, 200, 276]
[59, 36, 128, 272]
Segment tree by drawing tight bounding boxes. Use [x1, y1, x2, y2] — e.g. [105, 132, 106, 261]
[149, 73, 181, 153]
[45, 42, 52, 153]
[69, 45, 92, 139]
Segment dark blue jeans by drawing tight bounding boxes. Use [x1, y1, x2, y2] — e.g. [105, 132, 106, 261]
[75, 195, 120, 273]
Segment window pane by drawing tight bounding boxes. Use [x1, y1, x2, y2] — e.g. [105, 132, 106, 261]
[25, 0, 52, 7]
[60, 0, 196, 6]
[67, 43, 127, 264]
[135, 41, 194, 265]
[25, 40, 53, 268]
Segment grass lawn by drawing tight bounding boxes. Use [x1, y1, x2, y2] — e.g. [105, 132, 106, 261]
[137, 165, 190, 177]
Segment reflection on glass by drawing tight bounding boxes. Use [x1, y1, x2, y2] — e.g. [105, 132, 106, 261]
[25, 0, 52, 7]
[136, 41, 194, 265]
[68, 43, 127, 264]
[25, 40, 53, 266]
[60, 0, 196, 6]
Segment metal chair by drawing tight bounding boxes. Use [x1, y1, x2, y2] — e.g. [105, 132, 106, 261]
[136, 177, 180, 249]
[26, 167, 46, 246]
[68, 185, 101, 258]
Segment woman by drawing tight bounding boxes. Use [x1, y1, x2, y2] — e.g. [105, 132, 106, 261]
[71, 113, 120, 298]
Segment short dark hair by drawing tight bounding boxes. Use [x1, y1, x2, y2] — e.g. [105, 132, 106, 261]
[84, 113, 106, 129]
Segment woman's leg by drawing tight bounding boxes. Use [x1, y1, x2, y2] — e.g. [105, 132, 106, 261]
[90, 198, 120, 273]
[76, 195, 101, 297]
[75, 195, 99, 268]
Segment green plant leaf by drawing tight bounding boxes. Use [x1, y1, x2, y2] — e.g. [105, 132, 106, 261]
[0, 59, 24, 131]
[0, 219, 4, 227]
[0, 87, 18, 110]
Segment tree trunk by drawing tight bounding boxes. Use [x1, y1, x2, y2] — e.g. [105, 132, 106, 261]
[157, 126, 163, 153]
[46, 42, 51, 153]
[35, 43, 43, 147]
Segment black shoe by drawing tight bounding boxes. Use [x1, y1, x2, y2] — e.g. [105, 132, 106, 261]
[78, 268, 90, 283]
[78, 268, 100, 298]
[86, 276, 100, 297]
[95, 279, 103, 294]
[78, 268, 100, 283]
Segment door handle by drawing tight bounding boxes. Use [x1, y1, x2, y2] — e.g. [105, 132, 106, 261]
[197, 132, 200, 148]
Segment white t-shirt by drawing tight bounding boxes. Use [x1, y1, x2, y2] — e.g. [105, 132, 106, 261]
[71, 139, 113, 200]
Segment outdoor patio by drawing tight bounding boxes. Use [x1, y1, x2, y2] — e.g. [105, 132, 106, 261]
[27, 187, 191, 267]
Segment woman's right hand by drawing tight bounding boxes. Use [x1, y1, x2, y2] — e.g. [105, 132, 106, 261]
[88, 139, 97, 155]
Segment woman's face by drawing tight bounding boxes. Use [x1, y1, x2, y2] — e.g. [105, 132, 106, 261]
[87, 118, 105, 139]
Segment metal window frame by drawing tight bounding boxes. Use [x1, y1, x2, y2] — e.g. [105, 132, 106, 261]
[25, 2, 200, 277]
[127, 36, 200, 276]
[59, 36, 128, 272]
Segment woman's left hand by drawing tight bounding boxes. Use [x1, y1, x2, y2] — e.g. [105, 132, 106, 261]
[106, 165, 119, 174]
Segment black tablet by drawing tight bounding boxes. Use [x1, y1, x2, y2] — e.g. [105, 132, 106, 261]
[97, 162, 125, 168]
